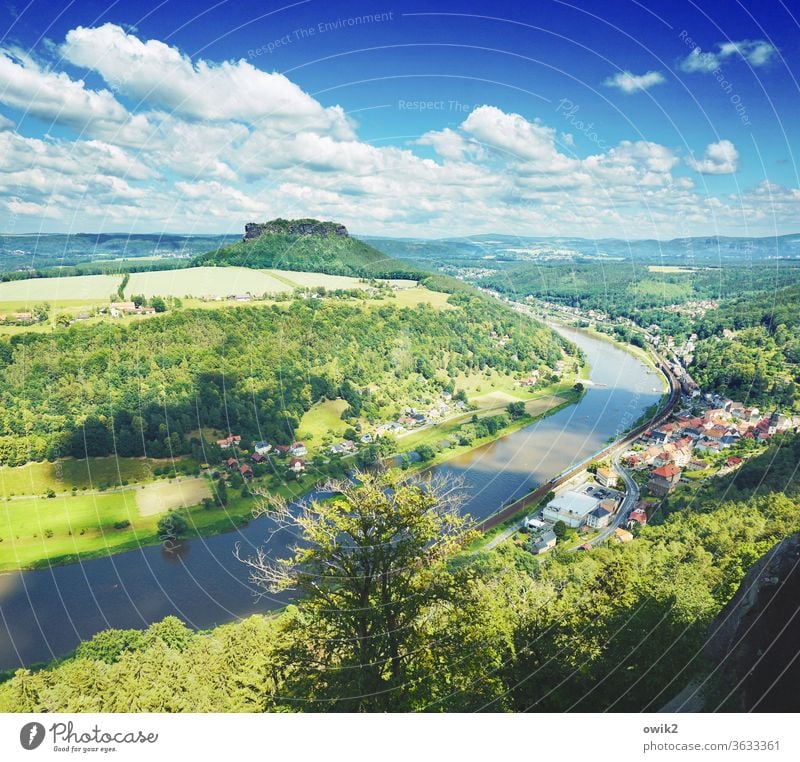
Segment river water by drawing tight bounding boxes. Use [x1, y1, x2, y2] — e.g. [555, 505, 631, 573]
[0, 325, 664, 669]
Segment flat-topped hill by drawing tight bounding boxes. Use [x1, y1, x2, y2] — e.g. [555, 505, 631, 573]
[195, 218, 416, 279]
[243, 219, 348, 240]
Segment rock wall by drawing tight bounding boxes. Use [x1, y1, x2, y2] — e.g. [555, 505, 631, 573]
[700, 531, 800, 711]
[243, 219, 348, 241]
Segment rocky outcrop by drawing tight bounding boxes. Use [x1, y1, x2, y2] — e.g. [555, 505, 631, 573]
[701, 531, 800, 711]
[243, 219, 348, 241]
[664, 532, 800, 712]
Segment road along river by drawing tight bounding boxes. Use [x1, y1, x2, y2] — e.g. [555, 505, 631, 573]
[0, 324, 664, 669]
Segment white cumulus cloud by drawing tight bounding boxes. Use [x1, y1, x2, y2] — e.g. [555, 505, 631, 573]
[679, 39, 778, 73]
[686, 140, 739, 174]
[61, 23, 354, 138]
[603, 70, 666, 93]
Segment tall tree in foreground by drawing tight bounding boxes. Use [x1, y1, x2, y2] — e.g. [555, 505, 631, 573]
[237, 469, 476, 711]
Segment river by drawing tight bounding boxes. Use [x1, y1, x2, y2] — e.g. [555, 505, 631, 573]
[0, 324, 664, 669]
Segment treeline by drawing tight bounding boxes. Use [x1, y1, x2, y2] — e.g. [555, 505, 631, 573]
[2, 457, 798, 712]
[0, 294, 567, 466]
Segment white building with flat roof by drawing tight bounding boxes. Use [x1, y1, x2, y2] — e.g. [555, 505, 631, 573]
[543, 490, 599, 528]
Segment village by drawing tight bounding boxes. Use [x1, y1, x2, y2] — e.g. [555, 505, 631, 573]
[208, 388, 479, 482]
[518, 381, 799, 558]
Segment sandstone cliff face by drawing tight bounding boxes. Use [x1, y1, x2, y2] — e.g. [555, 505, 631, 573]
[661, 531, 800, 712]
[243, 219, 348, 241]
[700, 531, 800, 711]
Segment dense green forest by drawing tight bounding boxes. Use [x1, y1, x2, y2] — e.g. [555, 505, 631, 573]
[690, 285, 800, 410]
[0, 292, 567, 466]
[2, 438, 798, 713]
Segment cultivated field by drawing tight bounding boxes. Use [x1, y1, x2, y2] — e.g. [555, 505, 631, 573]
[0, 274, 120, 304]
[135, 477, 212, 516]
[0, 269, 424, 314]
[264, 269, 416, 291]
[126, 267, 293, 298]
[0, 457, 174, 497]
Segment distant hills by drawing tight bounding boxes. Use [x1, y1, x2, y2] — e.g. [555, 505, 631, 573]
[364, 232, 800, 266]
[4, 226, 799, 282]
[0, 232, 237, 273]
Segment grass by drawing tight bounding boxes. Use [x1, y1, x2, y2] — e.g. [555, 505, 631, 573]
[376, 287, 452, 310]
[0, 274, 121, 304]
[297, 399, 350, 443]
[0, 490, 141, 570]
[126, 267, 294, 298]
[135, 477, 212, 516]
[0, 463, 326, 570]
[0, 457, 176, 498]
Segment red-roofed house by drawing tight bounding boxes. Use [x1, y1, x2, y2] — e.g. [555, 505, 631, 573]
[226, 457, 239, 469]
[217, 434, 242, 449]
[648, 463, 682, 497]
[289, 458, 305, 473]
[726, 456, 743, 469]
[628, 503, 648, 527]
[239, 463, 253, 479]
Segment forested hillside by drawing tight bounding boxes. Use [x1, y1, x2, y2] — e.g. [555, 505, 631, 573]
[691, 285, 800, 410]
[195, 221, 421, 279]
[0, 292, 567, 466]
[3, 443, 798, 712]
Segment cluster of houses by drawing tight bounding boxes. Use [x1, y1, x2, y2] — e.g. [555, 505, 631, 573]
[624, 394, 797, 498]
[361, 394, 466, 443]
[215, 434, 309, 478]
[109, 301, 156, 317]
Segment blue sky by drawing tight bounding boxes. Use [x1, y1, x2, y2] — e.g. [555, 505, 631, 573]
[1, 0, 798, 238]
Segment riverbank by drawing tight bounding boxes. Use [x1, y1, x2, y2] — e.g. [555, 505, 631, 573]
[0, 385, 583, 572]
[0, 322, 663, 670]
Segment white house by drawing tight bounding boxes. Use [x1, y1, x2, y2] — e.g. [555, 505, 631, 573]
[586, 506, 613, 529]
[543, 491, 599, 528]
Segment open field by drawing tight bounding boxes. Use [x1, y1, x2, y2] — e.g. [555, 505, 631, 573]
[126, 267, 293, 298]
[0, 268, 425, 312]
[378, 286, 452, 310]
[0, 457, 176, 497]
[135, 477, 212, 516]
[264, 269, 415, 291]
[0, 274, 121, 304]
[647, 265, 698, 273]
[297, 399, 350, 442]
[0, 490, 139, 570]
